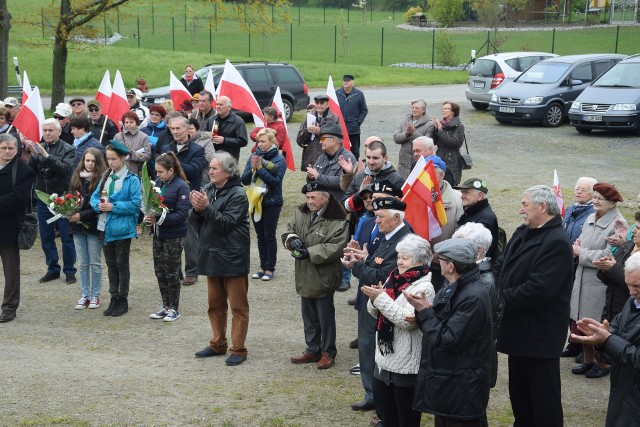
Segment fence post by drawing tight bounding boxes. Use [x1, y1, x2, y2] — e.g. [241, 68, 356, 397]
[152, 2, 155, 35]
[172, 16, 175, 51]
[104, 15, 107, 46]
[41, 7, 44, 39]
[184, 5, 187, 33]
[486, 31, 490, 56]
[272, 4, 275, 23]
[215, 3, 218, 26]
[381, 27, 384, 66]
[334, 25, 337, 63]
[137, 16, 141, 48]
[371, 0, 373, 22]
[298, 1, 301, 26]
[209, 19, 212, 54]
[551, 28, 555, 53]
[348, 2, 350, 23]
[615, 25, 620, 53]
[392, 0, 395, 20]
[117, 8, 120, 34]
[324, 1, 326, 26]
[249, 26, 251, 58]
[432, 29, 435, 70]
[290, 23, 293, 60]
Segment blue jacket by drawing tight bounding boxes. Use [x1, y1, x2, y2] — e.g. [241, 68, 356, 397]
[240, 146, 286, 208]
[90, 172, 141, 244]
[74, 134, 104, 170]
[154, 175, 191, 239]
[336, 86, 368, 135]
[160, 139, 206, 191]
[141, 120, 168, 148]
[563, 202, 594, 244]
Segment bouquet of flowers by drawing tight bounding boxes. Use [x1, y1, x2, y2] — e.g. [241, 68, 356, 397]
[35, 190, 87, 227]
[139, 162, 169, 234]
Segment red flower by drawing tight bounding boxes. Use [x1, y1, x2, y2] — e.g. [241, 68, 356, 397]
[158, 196, 165, 202]
[65, 194, 73, 199]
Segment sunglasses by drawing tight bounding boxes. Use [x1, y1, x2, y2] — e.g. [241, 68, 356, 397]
[88, 107, 100, 112]
[53, 115, 65, 120]
[71, 102, 84, 107]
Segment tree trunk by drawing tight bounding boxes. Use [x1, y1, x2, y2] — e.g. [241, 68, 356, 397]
[0, 0, 11, 100]
[51, 36, 68, 107]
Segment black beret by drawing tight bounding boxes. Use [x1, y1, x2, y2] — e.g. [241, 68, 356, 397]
[371, 180, 403, 198]
[343, 74, 355, 81]
[302, 181, 331, 194]
[320, 123, 343, 138]
[372, 197, 406, 212]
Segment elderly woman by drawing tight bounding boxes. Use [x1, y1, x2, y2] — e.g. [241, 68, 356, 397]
[563, 177, 597, 244]
[191, 152, 250, 367]
[393, 99, 434, 179]
[361, 234, 434, 427]
[433, 101, 465, 186]
[249, 106, 287, 152]
[114, 111, 151, 176]
[570, 183, 628, 378]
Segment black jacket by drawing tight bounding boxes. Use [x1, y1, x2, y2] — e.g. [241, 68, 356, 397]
[336, 86, 368, 135]
[414, 267, 492, 420]
[91, 115, 119, 146]
[493, 215, 574, 358]
[457, 198, 500, 261]
[479, 259, 503, 388]
[597, 240, 636, 322]
[153, 176, 191, 239]
[28, 139, 75, 195]
[160, 139, 205, 191]
[180, 76, 204, 96]
[0, 157, 36, 247]
[214, 112, 248, 161]
[342, 164, 405, 209]
[71, 177, 100, 235]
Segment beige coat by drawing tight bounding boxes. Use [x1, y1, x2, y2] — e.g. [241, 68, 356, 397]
[115, 129, 151, 176]
[430, 180, 463, 245]
[393, 113, 434, 179]
[570, 208, 628, 321]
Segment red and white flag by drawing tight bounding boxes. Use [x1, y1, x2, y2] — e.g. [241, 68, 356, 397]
[217, 59, 265, 127]
[170, 71, 192, 112]
[553, 169, 565, 217]
[108, 70, 129, 131]
[271, 86, 295, 171]
[13, 86, 45, 143]
[21, 71, 32, 106]
[326, 76, 350, 151]
[204, 68, 217, 110]
[95, 70, 112, 113]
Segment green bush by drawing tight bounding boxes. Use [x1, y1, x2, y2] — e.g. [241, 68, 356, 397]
[404, 6, 424, 24]
[429, 0, 464, 27]
[435, 30, 458, 66]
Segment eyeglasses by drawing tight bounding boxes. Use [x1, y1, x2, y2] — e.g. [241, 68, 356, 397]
[53, 115, 65, 120]
[88, 107, 100, 112]
[574, 187, 590, 193]
[149, 112, 162, 117]
[71, 102, 83, 107]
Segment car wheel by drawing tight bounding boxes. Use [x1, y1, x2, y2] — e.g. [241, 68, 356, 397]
[543, 103, 564, 127]
[282, 99, 294, 121]
[496, 118, 511, 124]
[471, 101, 489, 111]
[575, 126, 592, 134]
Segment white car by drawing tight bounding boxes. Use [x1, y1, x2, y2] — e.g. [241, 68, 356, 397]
[465, 52, 558, 110]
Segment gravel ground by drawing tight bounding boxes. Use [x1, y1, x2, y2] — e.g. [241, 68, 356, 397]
[1, 100, 638, 427]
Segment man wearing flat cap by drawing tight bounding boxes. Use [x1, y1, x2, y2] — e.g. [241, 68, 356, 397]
[87, 99, 118, 146]
[454, 177, 500, 262]
[69, 97, 87, 119]
[342, 195, 412, 413]
[306, 122, 357, 202]
[336, 75, 368, 161]
[297, 94, 341, 172]
[283, 181, 350, 370]
[406, 238, 492, 426]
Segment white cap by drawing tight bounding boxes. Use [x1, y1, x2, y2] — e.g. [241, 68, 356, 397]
[3, 97, 18, 107]
[127, 88, 143, 100]
[54, 103, 73, 118]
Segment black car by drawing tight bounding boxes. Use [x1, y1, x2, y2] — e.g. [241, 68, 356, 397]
[142, 61, 310, 121]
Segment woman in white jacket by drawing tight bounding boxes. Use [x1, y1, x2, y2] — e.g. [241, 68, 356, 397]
[362, 234, 435, 427]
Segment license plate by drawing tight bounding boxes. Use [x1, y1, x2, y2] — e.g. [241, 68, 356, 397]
[583, 115, 602, 122]
[473, 81, 485, 88]
[499, 107, 515, 113]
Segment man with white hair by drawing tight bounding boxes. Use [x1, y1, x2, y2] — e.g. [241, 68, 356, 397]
[127, 89, 149, 128]
[493, 185, 574, 427]
[211, 95, 248, 161]
[571, 251, 640, 426]
[411, 136, 435, 166]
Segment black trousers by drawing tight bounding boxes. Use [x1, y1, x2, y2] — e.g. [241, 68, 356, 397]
[373, 377, 421, 427]
[349, 133, 361, 160]
[0, 246, 20, 313]
[102, 237, 132, 299]
[507, 356, 563, 427]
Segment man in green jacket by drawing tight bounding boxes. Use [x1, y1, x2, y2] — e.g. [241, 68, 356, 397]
[283, 181, 350, 369]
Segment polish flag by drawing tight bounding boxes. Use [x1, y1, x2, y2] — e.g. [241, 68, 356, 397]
[95, 70, 112, 114]
[13, 86, 45, 143]
[204, 68, 217, 110]
[553, 169, 565, 217]
[217, 60, 265, 127]
[21, 71, 32, 106]
[271, 86, 295, 171]
[108, 70, 129, 131]
[170, 71, 192, 111]
[326, 76, 350, 151]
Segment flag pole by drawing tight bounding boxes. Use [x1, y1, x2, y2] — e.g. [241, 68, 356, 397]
[100, 115, 109, 144]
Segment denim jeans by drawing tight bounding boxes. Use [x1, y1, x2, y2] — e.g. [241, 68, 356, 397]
[73, 232, 103, 298]
[37, 200, 77, 276]
[252, 205, 281, 272]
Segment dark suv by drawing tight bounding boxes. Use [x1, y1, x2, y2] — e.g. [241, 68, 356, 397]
[142, 62, 309, 121]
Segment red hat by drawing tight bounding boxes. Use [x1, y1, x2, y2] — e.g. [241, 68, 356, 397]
[149, 104, 167, 118]
[593, 183, 623, 203]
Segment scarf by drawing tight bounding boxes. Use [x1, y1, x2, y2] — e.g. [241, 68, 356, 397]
[377, 265, 430, 356]
[246, 145, 279, 222]
[79, 170, 92, 179]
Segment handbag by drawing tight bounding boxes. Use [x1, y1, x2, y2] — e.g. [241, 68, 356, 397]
[459, 136, 473, 170]
[12, 160, 38, 250]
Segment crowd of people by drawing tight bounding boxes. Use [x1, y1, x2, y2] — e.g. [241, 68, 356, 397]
[1, 69, 640, 427]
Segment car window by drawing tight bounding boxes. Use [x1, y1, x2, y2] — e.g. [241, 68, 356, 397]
[571, 63, 593, 83]
[593, 62, 640, 88]
[519, 56, 544, 71]
[271, 66, 302, 84]
[594, 60, 614, 79]
[504, 58, 520, 72]
[196, 66, 223, 81]
[517, 62, 571, 84]
[470, 59, 497, 77]
[245, 67, 272, 85]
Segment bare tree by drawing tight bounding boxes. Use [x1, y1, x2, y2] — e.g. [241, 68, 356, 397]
[0, 0, 11, 99]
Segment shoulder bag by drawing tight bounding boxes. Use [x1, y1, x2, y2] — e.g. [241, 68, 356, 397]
[459, 135, 473, 170]
[12, 160, 38, 250]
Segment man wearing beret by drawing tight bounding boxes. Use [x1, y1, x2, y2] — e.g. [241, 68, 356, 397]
[493, 185, 573, 427]
[406, 238, 492, 426]
[283, 181, 350, 369]
[87, 99, 118, 147]
[342, 196, 412, 413]
[336, 74, 368, 161]
[297, 94, 341, 172]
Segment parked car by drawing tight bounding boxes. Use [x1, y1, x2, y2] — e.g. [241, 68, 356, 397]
[465, 52, 557, 110]
[568, 53, 640, 135]
[142, 62, 310, 121]
[488, 54, 626, 127]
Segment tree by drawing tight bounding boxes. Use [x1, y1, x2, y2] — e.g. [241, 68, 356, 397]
[429, 0, 465, 26]
[51, 0, 132, 107]
[472, 0, 526, 29]
[0, 0, 11, 99]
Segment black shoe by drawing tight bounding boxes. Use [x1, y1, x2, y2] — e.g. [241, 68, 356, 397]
[111, 298, 128, 317]
[351, 400, 375, 411]
[571, 363, 594, 375]
[349, 338, 358, 349]
[337, 280, 351, 292]
[225, 354, 246, 366]
[103, 298, 118, 316]
[0, 311, 16, 323]
[39, 272, 60, 283]
[561, 343, 581, 357]
[195, 347, 226, 358]
[575, 353, 584, 364]
[65, 274, 77, 284]
[585, 364, 610, 378]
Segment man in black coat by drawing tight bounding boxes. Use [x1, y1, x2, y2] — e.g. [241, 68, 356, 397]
[0, 133, 36, 322]
[87, 99, 118, 146]
[211, 96, 248, 161]
[336, 74, 368, 160]
[493, 185, 574, 427]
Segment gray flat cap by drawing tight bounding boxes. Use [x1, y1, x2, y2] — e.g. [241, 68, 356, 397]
[433, 238, 477, 264]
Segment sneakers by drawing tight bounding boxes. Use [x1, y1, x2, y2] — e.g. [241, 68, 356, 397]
[39, 272, 60, 283]
[163, 309, 180, 322]
[262, 272, 274, 281]
[88, 297, 100, 309]
[251, 271, 265, 279]
[349, 363, 361, 375]
[75, 296, 90, 310]
[150, 308, 169, 319]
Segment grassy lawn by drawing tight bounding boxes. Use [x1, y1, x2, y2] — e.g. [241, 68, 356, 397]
[5, 0, 639, 93]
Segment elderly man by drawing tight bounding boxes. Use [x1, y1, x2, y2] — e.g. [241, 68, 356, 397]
[53, 103, 74, 145]
[407, 238, 492, 426]
[87, 99, 118, 146]
[191, 90, 217, 132]
[493, 185, 574, 427]
[412, 136, 435, 166]
[284, 181, 350, 369]
[191, 152, 250, 367]
[336, 74, 368, 160]
[572, 252, 640, 427]
[297, 94, 340, 172]
[454, 178, 500, 261]
[306, 123, 357, 202]
[342, 196, 412, 413]
[26, 118, 77, 284]
[211, 96, 248, 161]
[3, 97, 19, 121]
[69, 97, 87, 118]
[0, 134, 35, 323]
[127, 89, 149, 128]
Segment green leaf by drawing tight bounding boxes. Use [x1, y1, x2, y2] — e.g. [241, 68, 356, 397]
[35, 189, 52, 206]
